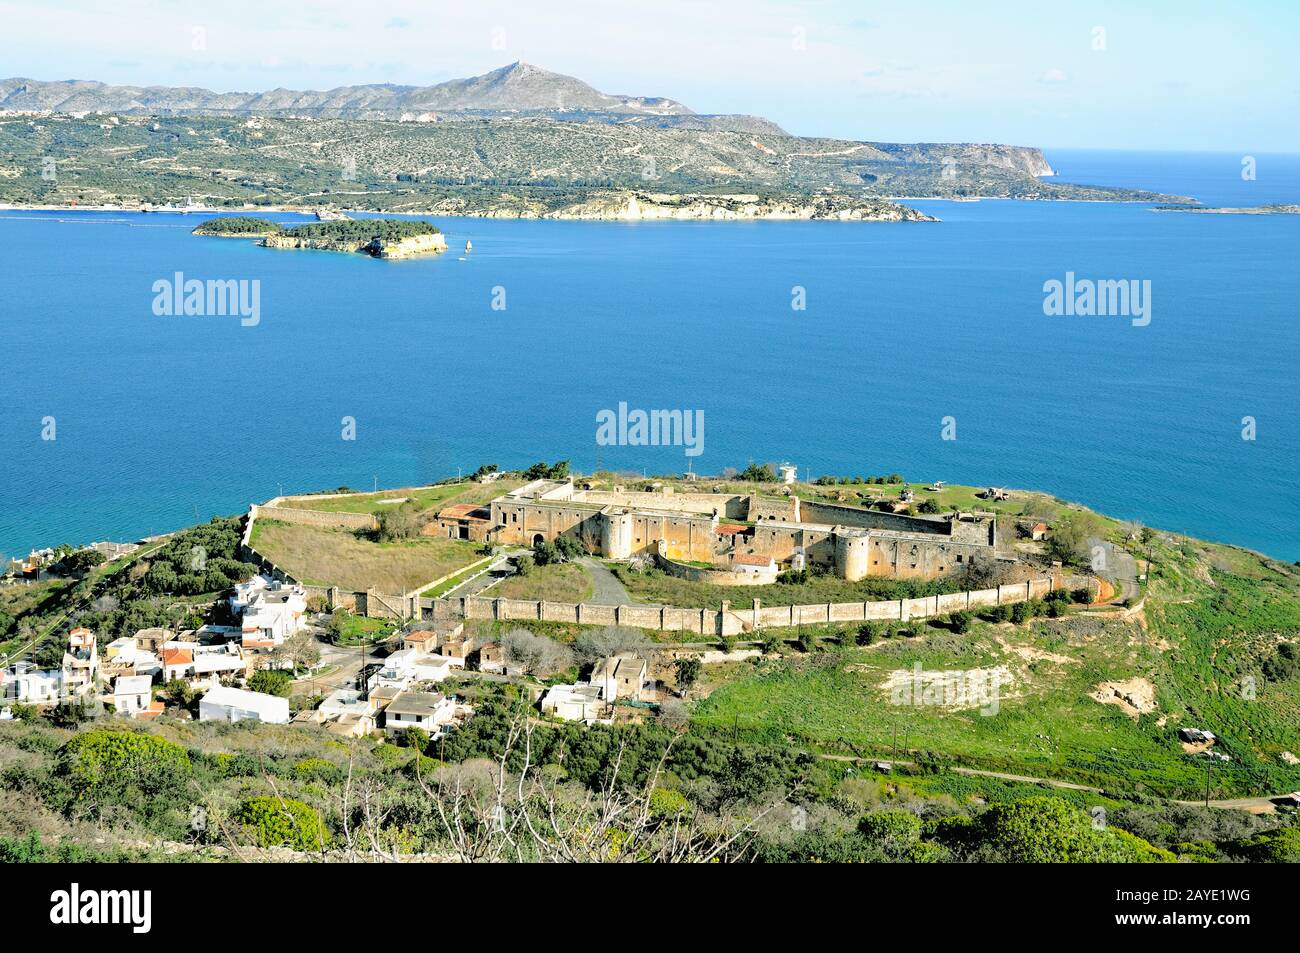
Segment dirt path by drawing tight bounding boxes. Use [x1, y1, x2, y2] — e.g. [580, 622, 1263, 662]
[817, 754, 1285, 813]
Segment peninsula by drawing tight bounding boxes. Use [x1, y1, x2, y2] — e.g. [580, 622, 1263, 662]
[1152, 203, 1300, 215]
[4, 461, 1299, 865]
[0, 63, 1194, 218]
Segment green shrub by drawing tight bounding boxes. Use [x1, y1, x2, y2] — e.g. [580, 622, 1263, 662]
[58, 729, 192, 812]
[235, 795, 330, 851]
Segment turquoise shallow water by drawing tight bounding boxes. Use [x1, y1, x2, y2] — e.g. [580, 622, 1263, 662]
[0, 150, 1297, 560]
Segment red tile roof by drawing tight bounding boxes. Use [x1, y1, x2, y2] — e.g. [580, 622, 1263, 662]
[160, 648, 193, 666]
[714, 524, 749, 536]
[733, 553, 775, 567]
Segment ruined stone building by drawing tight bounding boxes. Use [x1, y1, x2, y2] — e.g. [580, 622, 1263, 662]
[476, 479, 1000, 582]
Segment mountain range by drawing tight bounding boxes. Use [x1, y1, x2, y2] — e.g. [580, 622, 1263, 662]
[0, 61, 784, 133]
[0, 62, 1191, 216]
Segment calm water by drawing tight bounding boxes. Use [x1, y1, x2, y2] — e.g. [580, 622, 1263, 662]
[1, 150, 1297, 560]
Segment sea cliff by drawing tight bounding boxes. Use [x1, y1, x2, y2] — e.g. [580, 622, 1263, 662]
[260, 231, 447, 258]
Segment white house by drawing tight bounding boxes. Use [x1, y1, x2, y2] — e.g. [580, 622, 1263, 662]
[1, 662, 63, 704]
[103, 636, 160, 678]
[112, 674, 153, 715]
[293, 687, 379, 737]
[540, 683, 610, 723]
[198, 684, 290, 725]
[61, 627, 98, 698]
[234, 576, 307, 647]
[382, 690, 457, 737]
[372, 648, 459, 690]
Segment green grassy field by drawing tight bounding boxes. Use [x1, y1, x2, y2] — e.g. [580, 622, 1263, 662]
[609, 564, 966, 609]
[287, 480, 520, 516]
[249, 520, 482, 592]
[691, 533, 1300, 800]
[490, 562, 593, 603]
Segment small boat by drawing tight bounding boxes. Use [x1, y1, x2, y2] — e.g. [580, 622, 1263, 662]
[464, 239, 473, 253]
[146, 198, 220, 214]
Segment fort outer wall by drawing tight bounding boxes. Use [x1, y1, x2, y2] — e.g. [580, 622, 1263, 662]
[424, 575, 1094, 637]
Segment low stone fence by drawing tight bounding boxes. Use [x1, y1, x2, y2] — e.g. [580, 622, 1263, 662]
[426, 575, 1091, 637]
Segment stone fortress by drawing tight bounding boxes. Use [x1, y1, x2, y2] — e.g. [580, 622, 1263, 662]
[460, 479, 1002, 584]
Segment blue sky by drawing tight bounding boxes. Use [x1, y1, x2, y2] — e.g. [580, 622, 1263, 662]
[3, 0, 1297, 151]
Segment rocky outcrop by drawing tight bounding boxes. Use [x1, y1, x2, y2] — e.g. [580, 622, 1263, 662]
[368, 232, 448, 258]
[553, 192, 935, 222]
[406, 191, 934, 222]
[259, 232, 447, 257]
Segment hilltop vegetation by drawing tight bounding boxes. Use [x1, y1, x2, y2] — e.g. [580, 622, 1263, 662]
[0, 111, 1188, 216]
[1, 684, 1294, 863]
[190, 216, 281, 236]
[194, 216, 439, 243]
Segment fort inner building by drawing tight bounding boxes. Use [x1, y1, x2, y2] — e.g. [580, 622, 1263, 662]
[456, 479, 1002, 583]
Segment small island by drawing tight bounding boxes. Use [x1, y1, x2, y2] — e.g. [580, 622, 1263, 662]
[1152, 203, 1300, 216]
[192, 216, 447, 258]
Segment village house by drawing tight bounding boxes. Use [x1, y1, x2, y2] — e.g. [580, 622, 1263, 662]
[294, 687, 379, 737]
[198, 684, 290, 725]
[373, 647, 460, 689]
[439, 632, 476, 660]
[61, 627, 98, 698]
[477, 641, 504, 674]
[235, 576, 307, 647]
[160, 643, 250, 686]
[159, 646, 194, 682]
[0, 661, 62, 704]
[102, 635, 161, 679]
[540, 683, 610, 724]
[590, 654, 652, 702]
[382, 690, 457, 737]
[401, 629, 439, 654]
[132, 627, 172, 653]
[112, 674, 153, 716]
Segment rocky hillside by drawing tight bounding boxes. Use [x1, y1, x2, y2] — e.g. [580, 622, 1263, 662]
[0, 62, 694, 120]
[0, 109, 1189, 215]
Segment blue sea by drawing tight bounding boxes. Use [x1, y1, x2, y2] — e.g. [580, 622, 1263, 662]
[1, 150, 1297, 560]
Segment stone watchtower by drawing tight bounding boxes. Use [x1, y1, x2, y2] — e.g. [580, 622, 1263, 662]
[600, 509, 635, 559]
[834, 530, 871, 582]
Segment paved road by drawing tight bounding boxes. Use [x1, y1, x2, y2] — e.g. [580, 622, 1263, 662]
[1087, 536, 1138, 603]
[291, 632, 386, 695]
[579, 557, 652, 606]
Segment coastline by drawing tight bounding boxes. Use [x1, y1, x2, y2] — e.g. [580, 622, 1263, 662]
[0, 197, 1184, 222]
